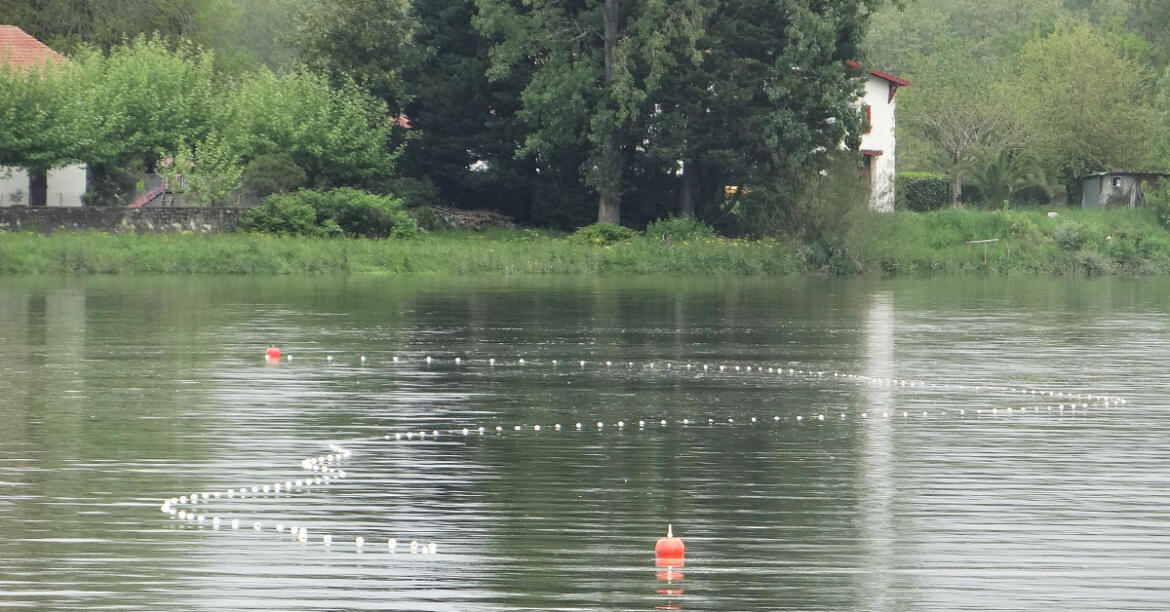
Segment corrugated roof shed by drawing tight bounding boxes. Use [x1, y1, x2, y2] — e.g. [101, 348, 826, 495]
[0, 25, 64, 71]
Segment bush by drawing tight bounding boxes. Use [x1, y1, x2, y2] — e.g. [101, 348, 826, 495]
[644, 216, 717, 242]
[239, 196, 319, 236]
[241, 153, 306, 199]
[240, 188, 416, 239]
[897, 173, 950, 212]
[1149, 183, 1170, 229]
[1052, 220, 1090, 251]
[567, 222, 638, 245]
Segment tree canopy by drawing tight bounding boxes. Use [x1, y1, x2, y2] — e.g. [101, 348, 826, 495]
[6, 0, 1169, 225]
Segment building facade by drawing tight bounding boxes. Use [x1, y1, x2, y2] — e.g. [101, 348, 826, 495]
[0, 25, 87, 207]
[850, 61, 910, 212]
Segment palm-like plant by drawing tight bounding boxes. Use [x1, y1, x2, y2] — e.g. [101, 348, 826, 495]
[967, 149, 1051, 210]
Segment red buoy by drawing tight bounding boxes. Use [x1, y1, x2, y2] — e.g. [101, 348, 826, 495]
[265, 346, 281, 360]
[654, 524, 685, 567]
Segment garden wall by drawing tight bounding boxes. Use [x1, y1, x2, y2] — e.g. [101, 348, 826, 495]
[0, 207, 246, 234]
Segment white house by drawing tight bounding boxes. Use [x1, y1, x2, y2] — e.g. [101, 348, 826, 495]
[848, 60, 910, 212]
[0, 25, 87, 208]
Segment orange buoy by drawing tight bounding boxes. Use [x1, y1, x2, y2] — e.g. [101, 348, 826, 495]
[265, 346, 281, 360]
[654, 524, 685, 567]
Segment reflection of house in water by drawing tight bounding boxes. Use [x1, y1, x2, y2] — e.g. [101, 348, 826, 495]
[1080, 171, 1167, 208]
[859, 292, 894, 606]
[0, 288, 87, 366]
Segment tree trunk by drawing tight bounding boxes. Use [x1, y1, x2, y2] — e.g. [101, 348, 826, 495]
[950, 173, 962, 209]
[603, 1, 619, 74]
[597, 0, 623, 225]
[678, 161, 696, 218]
[598, 190, 621, 224]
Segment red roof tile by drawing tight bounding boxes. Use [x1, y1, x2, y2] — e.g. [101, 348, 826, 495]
[0, 25, 64, 72]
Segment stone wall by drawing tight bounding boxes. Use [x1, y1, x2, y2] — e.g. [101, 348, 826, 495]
[0, 207, 247, 234]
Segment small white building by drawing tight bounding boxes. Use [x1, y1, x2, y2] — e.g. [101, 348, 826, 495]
[0, 25, 87, 207]
[849, 60, 910, 212]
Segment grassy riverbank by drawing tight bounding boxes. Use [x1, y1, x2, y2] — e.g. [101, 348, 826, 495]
[2, 207, 1169, 275]
[0, 228, 801, 275]
[862, 207, 1170, 275]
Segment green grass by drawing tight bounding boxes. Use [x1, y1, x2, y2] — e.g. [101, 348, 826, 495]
[0, 230, 801, 275]
[4, 207, 1170, 276]
[860, 207, 1170, 275]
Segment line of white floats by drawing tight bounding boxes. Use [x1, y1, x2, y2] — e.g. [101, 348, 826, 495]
[292, 354, 1128, 407]
[159, 443, 438, 555]
[375, 402, 1099, 444]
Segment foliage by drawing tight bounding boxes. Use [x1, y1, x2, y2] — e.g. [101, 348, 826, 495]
[896, 173, 950, 212]
[0, 0, 310, 71]
[12, 207, 1170, 277]
[860, 207, 1170, 275]
[385, 0, 539, 223]
[898, 43, 1029, 207]
[0, 58, 85, 172]
[474, 0, 713, 225]
[644, 217, 717, 242]
[659, 0, 881, 226]
[1, 36, 394, 203]
[239, 195, 320, 236]
[1148, 182, 1170, 228]
[74, 36, 218, 170]
[241, 188, 416, 239]
[965, 150, 1050, 210]
[292, 0, 420, 112]
[472, 0, 883, 227]
[1051, 220, 1090, 251]
[240, 153, 307, 199]
[865, 0, 1065, 75]
[157, 135, 244, 206]
[567, 223, 639, 246]
[218, 68, 395, 188]
[1013, 22, 1154, 192]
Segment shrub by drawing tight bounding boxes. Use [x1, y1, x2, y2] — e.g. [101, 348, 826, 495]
[239, 196, 318, 236]
[897, 173, 950, 212]
[241, 188, 416, 239]
[241, 153, 306, 199]
[1052, 220, 1090, 251]
[644, 216, 717, 242]
[1149, 183, 1170, 229]
[568, 222, 638, 245]
[312, 188, 397, 238]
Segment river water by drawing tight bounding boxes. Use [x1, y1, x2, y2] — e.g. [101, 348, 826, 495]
[1, 275, 1168, 611]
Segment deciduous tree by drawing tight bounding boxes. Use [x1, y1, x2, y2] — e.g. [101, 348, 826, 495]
[1014, 22, 1154, 194]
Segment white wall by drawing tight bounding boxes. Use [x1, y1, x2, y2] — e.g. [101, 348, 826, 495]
[0, 167, 30, 206]
[48, 164, 87, 207]
[0, 164, 87, 207]
[858, 75, 897, 212]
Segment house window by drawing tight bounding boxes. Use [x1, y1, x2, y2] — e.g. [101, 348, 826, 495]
[1111, 177, 1122, 187]
[862, 104, 872, 134]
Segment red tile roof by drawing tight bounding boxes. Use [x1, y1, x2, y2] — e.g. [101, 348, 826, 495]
[845, 59, 911, 87]
[0, 25, 64, 72]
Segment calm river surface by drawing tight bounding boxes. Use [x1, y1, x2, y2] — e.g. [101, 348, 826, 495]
[2, 274, 1169, 611]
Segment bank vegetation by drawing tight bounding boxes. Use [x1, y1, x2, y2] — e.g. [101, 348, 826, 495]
[5, 207, 1170, 276]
